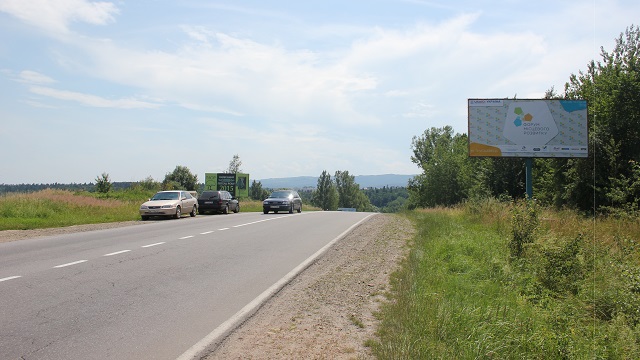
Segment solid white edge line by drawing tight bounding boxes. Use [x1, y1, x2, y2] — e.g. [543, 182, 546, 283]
[104, 250, 131, 257]
[175, 213, 377, 360]
[142, 242, 165, 248]
[54, 260, 88, 268]
[0, 276, 22, 282]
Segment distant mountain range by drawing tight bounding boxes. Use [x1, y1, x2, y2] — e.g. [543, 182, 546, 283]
[256, 174, 415, 189]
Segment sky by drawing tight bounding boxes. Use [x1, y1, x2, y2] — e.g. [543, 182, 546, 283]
[1, 0, 638, 184]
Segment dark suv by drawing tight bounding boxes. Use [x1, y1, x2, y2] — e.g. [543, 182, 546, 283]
[198, 190, 240, 214]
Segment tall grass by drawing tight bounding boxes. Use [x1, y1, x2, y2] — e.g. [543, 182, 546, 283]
[370, 202, 640, 359]
[0, 189, 145, 230]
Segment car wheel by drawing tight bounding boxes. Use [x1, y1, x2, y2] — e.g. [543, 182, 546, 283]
[297, 204, 302, 213]
[289, 204, 294, 214]
[234, 204, 240, 213]
[263, 209, 268, 214]
[223, 205, 229, 214]
[190, 206, 197, 217]
[141, 215, 149, 221]
[174, 206, 181, 219]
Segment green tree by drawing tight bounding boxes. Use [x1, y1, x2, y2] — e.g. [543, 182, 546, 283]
[249, 180, 270, 201]
[138, 176, 160, 192]
[227, 154, 242, 174]
[162, 180, 182, 191]
[312, 170, 338, 210]
[562, 25, 640, 213]
[484, 158, 526, 199]
[95, 172, 112, 194]
[408, 126, 470, 207]
[363, 186, 408, 213]
[163, 166, 198, 191]
[334, 170, 372, 211]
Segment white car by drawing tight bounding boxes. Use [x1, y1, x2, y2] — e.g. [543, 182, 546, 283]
[140, 190, 198, 220]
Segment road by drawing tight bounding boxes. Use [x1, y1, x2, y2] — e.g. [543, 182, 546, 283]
[0, 211, 374, 360]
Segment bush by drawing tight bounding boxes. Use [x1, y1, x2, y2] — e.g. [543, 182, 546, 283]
[538, 235, 584, 295]
[509, 199, 539, 259]
[95, 172, 112, 194]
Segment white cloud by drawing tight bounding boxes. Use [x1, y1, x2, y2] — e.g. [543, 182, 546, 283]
[0, 0, 118, 34]
[65, 29, 381, 127]
[49, 9, 588, 137]
[402, 101, 437, 119]
[180, 102, 245, 117]
[29, 85, 161, 109]
[18, 70, 55, 84]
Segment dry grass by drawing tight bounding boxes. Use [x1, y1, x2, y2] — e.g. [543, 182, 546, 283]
[2, 189, 123, 208]
[539, 208, 640, 254]
[0, 189, 140, 230]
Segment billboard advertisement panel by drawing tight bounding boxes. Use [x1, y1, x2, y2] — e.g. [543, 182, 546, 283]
[204, 173, 250, 198]
[468, 99, 588, 158]
[235, 173, 249, 199]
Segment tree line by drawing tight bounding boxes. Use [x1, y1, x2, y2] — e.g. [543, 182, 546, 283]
[408, 25, 640, 216]
[251, 170, 395, 212]
[2, 154, 407, 212]
[307, 170, 375, 211]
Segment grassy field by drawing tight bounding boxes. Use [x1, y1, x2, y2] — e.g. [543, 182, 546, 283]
[0, 189, 143, 230]
[0, 189, 316, 231]
[369, 199, 640, 359]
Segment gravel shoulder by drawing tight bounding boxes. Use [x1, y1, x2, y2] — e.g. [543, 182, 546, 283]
[0, 214, 414, 359]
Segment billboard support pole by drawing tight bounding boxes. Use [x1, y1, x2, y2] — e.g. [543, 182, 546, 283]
[525, 158, 533, 199]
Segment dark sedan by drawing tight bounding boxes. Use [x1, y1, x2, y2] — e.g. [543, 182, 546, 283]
[263, 190, 302, 214]
[198, 190, 239, 214]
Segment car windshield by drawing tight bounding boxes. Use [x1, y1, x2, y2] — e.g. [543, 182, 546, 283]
[151, 192, 179, 201]
[200, 192, 219, 199]
[270, 191, 292, 198]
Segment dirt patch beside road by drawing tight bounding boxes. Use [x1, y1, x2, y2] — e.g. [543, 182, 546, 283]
[205, 214, 414, 359]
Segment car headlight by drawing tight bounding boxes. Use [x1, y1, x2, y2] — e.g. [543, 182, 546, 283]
[282, 200, 290, 205]
[263, 201, 268, 205]
[161, 205, 173, 209]
[140, 205, 148, 210]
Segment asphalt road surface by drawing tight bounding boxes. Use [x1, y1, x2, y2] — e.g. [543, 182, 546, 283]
[0, 211, 374, 360]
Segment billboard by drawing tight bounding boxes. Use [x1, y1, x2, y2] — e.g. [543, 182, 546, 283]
[204, 173, 250, 198]
[468, 99, 588, 158]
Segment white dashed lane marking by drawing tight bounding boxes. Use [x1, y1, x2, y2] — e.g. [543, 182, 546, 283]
[104, 250, 131, 257]
[0, 276, 22, 282]
[179, 236, 194, 240]
[142, 242, 165, 248]
[54, 260, 88, 268]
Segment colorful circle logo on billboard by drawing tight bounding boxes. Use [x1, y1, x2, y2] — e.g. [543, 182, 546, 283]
[503, 101, 558, 145]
